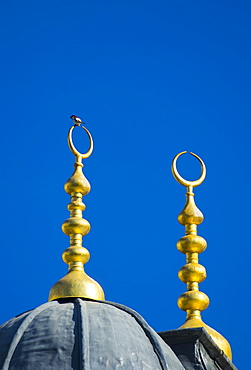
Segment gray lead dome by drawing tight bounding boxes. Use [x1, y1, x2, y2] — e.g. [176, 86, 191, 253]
[0, 298, 184, 370]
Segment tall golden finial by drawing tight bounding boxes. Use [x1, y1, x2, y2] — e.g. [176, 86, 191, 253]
[171, 151, 232, 360]
[48, 124, 105, 301]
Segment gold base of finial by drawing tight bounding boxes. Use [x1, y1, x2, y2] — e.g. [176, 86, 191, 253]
[179, 313, 232, 360]
[48, 270, 105, 301]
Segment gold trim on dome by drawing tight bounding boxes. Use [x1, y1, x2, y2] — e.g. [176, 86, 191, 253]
[171, 151, 232, 360]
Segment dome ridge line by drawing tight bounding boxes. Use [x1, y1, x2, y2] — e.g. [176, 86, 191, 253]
[75, 298, 91, 369]
[2, 301, 57, 370]
[97, 300, 178, 370]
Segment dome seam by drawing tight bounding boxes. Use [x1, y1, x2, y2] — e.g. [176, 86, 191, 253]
[99, 300, 170, 370]
[75, 298, 91, 370]
[2, 301, 58, 370]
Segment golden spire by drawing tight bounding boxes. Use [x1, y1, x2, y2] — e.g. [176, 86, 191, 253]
[48, 124, 105, 301]
[171, 151, 232, 360]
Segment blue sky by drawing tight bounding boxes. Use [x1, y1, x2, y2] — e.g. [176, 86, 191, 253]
[1, 1, 250, 368]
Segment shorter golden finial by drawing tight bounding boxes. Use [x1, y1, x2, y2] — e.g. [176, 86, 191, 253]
[172, 151, 232, 360]
[49, 123, 104, 301]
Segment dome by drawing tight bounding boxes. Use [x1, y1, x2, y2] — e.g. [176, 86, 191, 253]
[0, 298, 184, 370]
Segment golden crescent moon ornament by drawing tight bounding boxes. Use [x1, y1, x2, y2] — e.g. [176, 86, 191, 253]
[68, 125, 94, 160]
[172, 151, 206, 187]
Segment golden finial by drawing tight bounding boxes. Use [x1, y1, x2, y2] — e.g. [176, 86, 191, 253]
[48, 124, 105, 301]
[171, 151, 232, 360]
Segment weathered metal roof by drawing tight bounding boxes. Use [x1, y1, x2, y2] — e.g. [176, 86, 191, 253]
[0, 298, 184, 370]
[159, 328, 238, 370]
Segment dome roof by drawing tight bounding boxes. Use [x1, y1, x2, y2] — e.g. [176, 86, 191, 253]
[0, 298, 184, 370]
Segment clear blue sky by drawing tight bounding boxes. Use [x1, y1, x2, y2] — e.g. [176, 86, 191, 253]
[1, 1, 250, 368]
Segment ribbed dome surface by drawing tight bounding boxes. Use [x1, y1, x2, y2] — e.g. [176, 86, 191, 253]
[0, 298, 184, 370]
